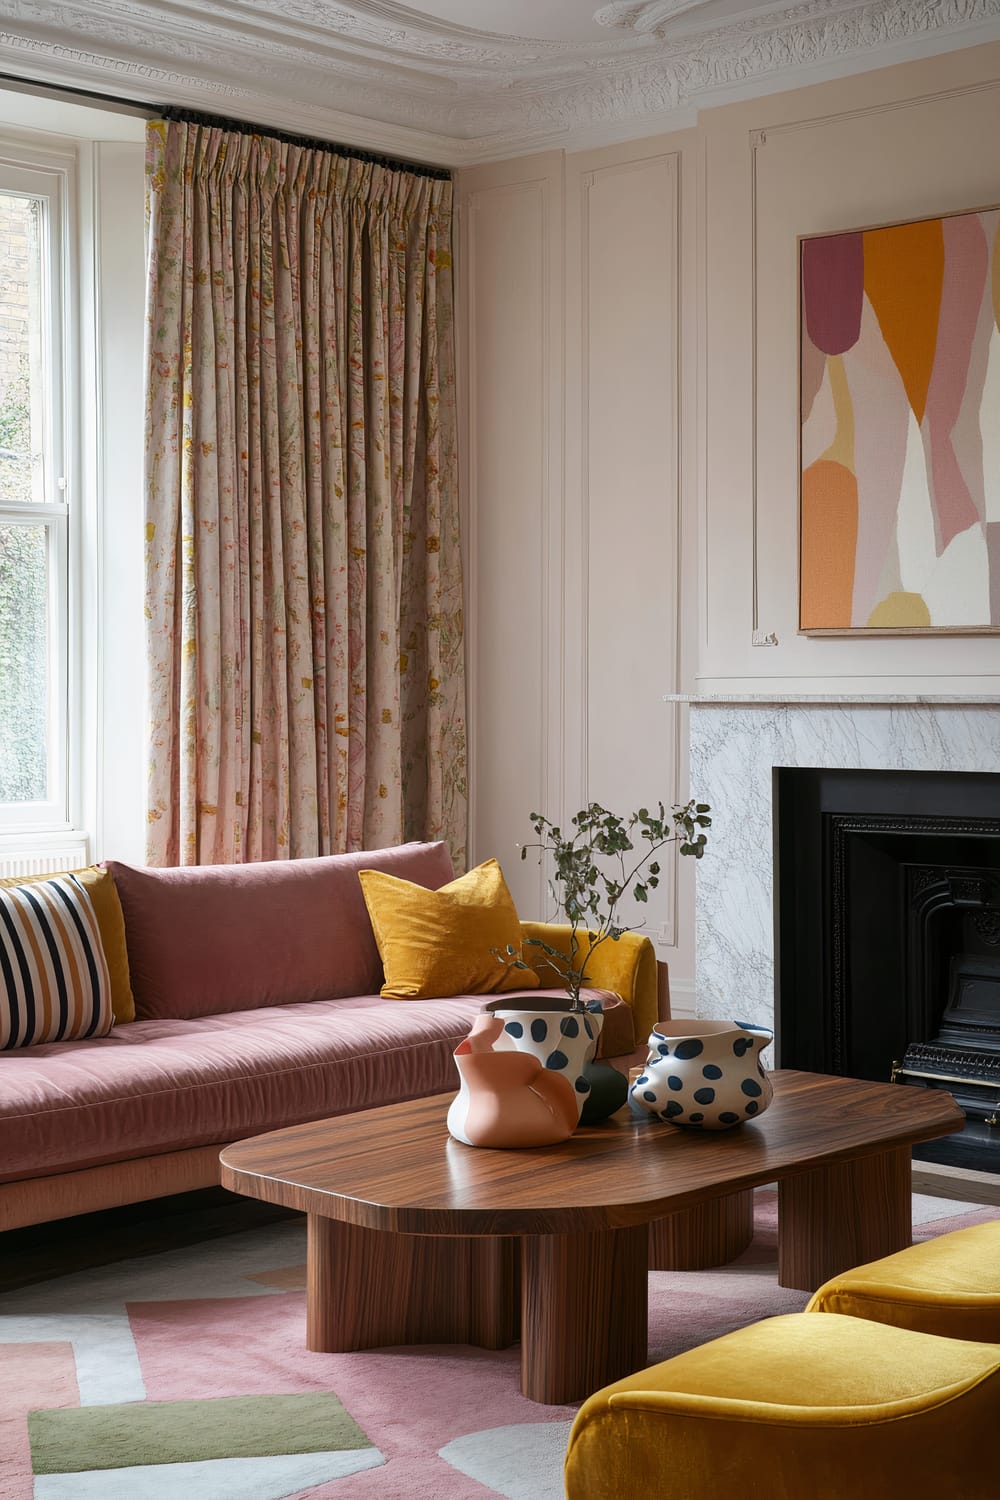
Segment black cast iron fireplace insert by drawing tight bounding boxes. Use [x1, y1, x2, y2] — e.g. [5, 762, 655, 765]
[774, 766, 1000, 1173]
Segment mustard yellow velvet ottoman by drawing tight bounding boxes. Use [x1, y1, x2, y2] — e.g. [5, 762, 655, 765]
[564, 1312, 1000, 1500]
[806, 1218, 1000, 1341]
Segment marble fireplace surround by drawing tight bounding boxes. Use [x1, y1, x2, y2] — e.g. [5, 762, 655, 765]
[672, 695, 1000, 1049]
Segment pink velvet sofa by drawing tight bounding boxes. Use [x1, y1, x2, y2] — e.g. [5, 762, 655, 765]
[0, 842, 656, 1232]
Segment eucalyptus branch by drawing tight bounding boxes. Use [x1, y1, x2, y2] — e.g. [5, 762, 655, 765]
[494, 798, 711, 1011]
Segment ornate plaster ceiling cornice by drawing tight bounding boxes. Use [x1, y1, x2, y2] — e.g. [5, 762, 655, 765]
[0, 0, 998, 165]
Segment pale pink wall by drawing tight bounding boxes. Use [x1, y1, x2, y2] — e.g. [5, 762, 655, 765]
[701, 42, 1000, 693]
[458, 41, 1000, 1002]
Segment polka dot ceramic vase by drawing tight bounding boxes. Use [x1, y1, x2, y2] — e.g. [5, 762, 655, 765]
[629, 1020, 774, 1130]
[483, 996, 602, 1125]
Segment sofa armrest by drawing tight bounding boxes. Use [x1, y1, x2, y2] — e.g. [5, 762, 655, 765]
[518, 922, 658, 1055]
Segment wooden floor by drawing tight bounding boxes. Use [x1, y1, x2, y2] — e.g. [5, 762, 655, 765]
[911, 1159, 1000, 1208]
[0, 1161, 994, 1298]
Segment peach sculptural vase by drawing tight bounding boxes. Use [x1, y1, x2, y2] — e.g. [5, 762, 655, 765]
[447, 1012, 583, 1148]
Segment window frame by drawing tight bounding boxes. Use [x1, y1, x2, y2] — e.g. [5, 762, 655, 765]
[0, 147, 76, 835]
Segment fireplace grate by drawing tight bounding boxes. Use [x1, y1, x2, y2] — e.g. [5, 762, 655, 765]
[774, 766, 1000, 1175]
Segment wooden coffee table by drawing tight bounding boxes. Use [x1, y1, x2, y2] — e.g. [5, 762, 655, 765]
[219, 1069, 962, 1403]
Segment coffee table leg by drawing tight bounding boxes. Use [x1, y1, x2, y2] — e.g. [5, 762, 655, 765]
[778, 1146, 912, 1292]
[649, 1190, 754, 1270]
[306, 1214, 519, 1352]
[520, 1224, 647, 1405]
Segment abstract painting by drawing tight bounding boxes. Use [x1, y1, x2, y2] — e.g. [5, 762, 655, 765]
[799, 205, 1000, 633]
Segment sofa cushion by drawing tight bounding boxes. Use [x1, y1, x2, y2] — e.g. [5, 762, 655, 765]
[1, 866, 133, 1023]
[0, 874, 114, 1049]
[0, 992, 485, 1182]
[106, 842, 455, 1020]
[0, 986, 618, 1185]
[359, 858, 539, 1000]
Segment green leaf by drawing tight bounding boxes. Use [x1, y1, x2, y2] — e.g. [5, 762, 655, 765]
[507, 795, 709, 969]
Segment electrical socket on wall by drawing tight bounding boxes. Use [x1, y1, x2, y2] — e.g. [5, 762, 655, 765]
[752, 631, 778, 647]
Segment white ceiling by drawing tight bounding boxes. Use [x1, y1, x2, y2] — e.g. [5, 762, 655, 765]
[0, 0, 998, 164]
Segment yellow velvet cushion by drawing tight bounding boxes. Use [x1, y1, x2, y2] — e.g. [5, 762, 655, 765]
[806, 1219, 1000, 1341]
[0, 865, 134, 1023]
[358, 858, 539, 1001]
[565, 1312, 1000, 1500]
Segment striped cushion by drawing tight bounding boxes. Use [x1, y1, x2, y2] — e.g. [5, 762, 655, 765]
[0, 866, 134, 1023]
[0, 875, 113, 1049]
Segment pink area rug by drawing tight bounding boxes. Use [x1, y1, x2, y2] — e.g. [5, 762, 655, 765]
[1, 1189, 997, 1499]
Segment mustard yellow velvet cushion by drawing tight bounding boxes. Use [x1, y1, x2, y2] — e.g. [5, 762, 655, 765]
[358, 858, 540, 1001]
[806, 1219, 1000, 1341]
[0, 865, 134, 1023]
[565, 1312, 1000, 1500]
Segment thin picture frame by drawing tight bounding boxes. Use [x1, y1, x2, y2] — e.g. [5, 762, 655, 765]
[798, 201, 1000, 636]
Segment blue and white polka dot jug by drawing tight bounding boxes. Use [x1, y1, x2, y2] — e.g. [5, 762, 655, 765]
[629, 1019, 773, 1130]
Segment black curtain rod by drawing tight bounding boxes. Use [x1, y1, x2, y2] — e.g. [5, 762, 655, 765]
[0, 71, 451, 181]
[157, 105, 451, 181]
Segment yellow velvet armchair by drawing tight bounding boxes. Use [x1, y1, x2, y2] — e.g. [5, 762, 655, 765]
[565, 1311, 1000, 1500]
[806, 1218, 1000, 1342]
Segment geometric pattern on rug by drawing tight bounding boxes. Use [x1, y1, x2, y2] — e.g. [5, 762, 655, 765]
[32, 1452, 383, 1500]
[29, 1392, 373, 1472]
[2, 1190, 996, 1500]
[437, 1421, 575, 1499]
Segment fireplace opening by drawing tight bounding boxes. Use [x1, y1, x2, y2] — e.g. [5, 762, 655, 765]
[774, 767, 1000, 1173]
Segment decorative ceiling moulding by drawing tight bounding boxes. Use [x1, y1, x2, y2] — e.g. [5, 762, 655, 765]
[0, 0, 997, 166]
[0, 32, 465, 166]
[594, 2, 723, 39]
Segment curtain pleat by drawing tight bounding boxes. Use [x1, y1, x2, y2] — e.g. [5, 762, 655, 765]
[144, 121, 466, 868]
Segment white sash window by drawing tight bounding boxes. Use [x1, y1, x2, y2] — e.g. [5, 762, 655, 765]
[0, 156, 71, 834]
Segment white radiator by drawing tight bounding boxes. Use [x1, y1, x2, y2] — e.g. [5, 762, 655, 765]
[0, 839, 90, 879]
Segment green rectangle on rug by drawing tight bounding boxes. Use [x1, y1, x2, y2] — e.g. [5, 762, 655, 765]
[29, 1392, 372, 1474]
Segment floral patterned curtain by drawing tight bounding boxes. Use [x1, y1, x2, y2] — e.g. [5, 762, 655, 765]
[144, 120, 466, 868]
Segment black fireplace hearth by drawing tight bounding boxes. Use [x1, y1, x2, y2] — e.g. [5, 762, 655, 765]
[774, 766, 1000, 1173]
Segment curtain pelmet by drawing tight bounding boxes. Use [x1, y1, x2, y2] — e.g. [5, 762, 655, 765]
[144, 120, 466, 868]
